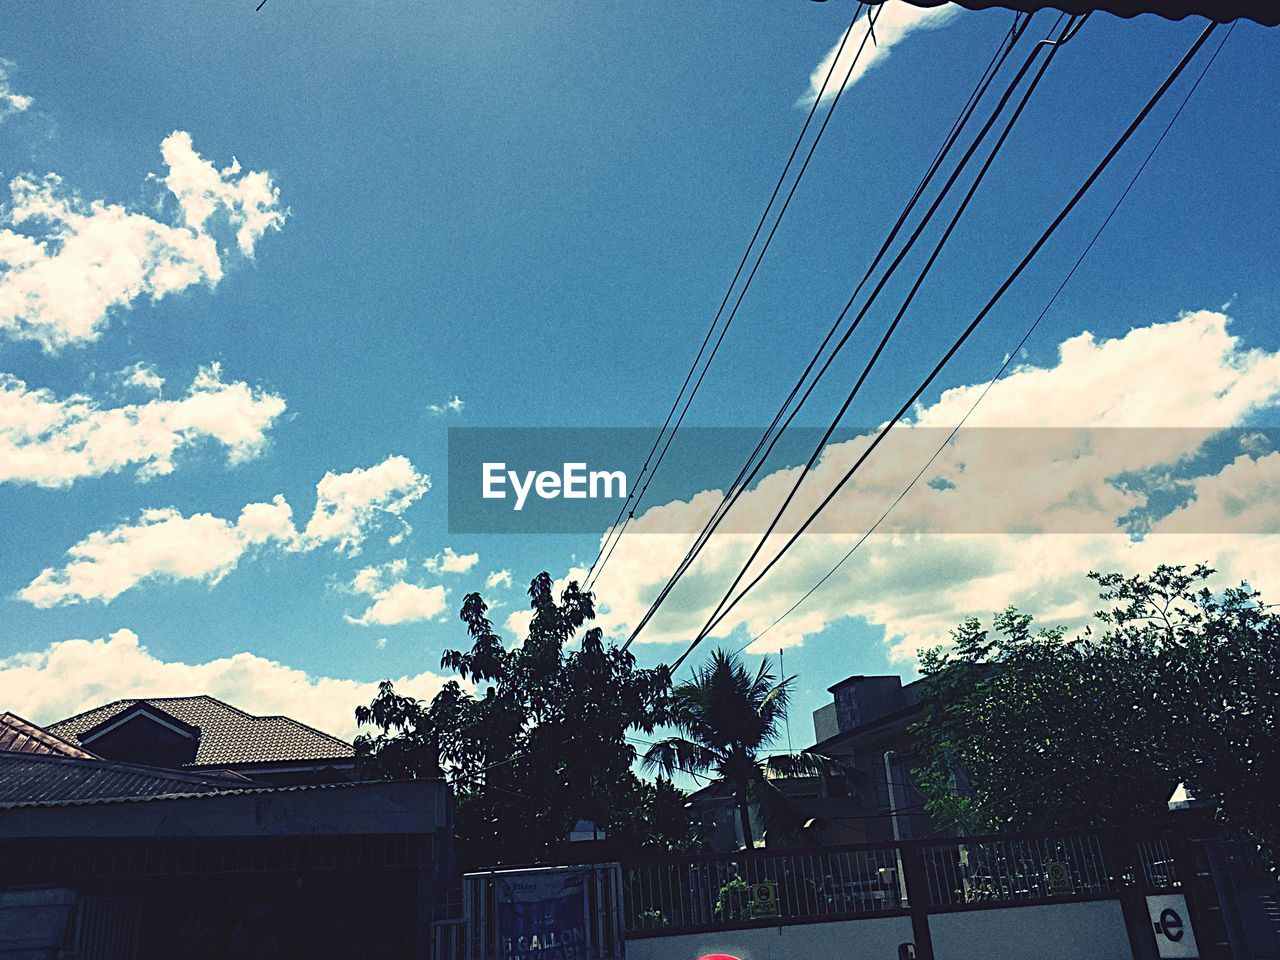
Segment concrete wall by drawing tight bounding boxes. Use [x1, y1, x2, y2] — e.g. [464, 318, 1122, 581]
[626, 899, 1134, 960]
[626, 915, 914, 960]
[929, 900, 1132, 960]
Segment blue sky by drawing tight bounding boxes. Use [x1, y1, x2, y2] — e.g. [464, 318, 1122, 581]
[0, 2, 1277, 743]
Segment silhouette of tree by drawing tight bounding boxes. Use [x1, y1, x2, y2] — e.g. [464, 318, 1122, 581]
[915, 564, 1280, 867]
[642, 648, 830, 849]
[356, 573, 694, 867]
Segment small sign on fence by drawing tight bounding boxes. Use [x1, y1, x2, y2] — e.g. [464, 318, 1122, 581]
[1045, 861, 1074, 895]
[749, 882, 779, 919]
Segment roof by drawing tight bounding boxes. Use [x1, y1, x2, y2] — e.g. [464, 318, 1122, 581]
[0, 712, 97, 759]
[891, 0, 1278, 26]
[0, 751, 248, 807]
[48, 695, 354, 768]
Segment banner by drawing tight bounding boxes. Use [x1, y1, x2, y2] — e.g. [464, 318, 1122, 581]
[498, 870, 588, 960]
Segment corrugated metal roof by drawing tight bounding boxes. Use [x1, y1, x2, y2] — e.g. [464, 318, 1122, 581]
[48, 695, 354, 767]
[882, 0, 1278, 27]
[0, 752, 248, 806]
[0, 712, 97, 759]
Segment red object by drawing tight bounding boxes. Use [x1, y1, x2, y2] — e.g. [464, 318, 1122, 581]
[696, 956, 743, 960]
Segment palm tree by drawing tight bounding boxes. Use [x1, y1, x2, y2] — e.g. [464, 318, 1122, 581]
[642, 648, 829, 849]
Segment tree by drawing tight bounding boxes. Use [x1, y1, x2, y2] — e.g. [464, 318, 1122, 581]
[642, 648, 829, 849]
[913, 564, 1280, 867]
[355, 573, 695, 867]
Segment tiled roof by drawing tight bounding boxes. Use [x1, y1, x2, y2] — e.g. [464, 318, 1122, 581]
[47, 695, 354, 768]
[0, 752, 246, 806]
[0, 712, 97, 759]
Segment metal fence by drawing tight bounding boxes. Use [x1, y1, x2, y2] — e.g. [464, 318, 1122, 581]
[620, 831, 1173, 935]
[919, 834, 1111, 907]
[431, 918, 466, 960]
[74, 896, 142, 960]
[623, 845, 904, 935]
[1138, 837, 1180, 889]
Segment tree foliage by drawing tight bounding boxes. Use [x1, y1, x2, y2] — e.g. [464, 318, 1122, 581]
[355, 573, 695, 867]
[643, 648, 831, 849]
[914, 564, 1280, 866]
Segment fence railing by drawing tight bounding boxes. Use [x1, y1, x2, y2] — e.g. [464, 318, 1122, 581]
[918, 834, 1110, 907]
[621, 829, 1191, 937]
[623, 845, 905, 935]
[1138, 837, 1180, 889]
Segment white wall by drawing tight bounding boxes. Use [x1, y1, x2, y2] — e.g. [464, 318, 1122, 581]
[625, 915, 914, 960]
[929, 900, 1132, 960]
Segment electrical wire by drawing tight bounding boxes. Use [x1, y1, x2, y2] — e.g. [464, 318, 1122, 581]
[673, 19, 1221, 671]
[582, 1, 873, 591]
[627, 12, 1068, 648]
[621, 13, 1034, 635]
[740, 20, 1237, 653]
[685, 14, 1082, 648]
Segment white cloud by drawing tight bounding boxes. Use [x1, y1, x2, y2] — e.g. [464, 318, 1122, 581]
[486, 569, 513, 590]
[801, 0, 958, 107]
[0, 628, 451, 742]
[19, 455, 429, 607]
[424, 547, 479, 575]
[0, 59, 32, 119]
[349, 558, 408, 596]
[0, 131, 285, 352]
[504, 609, 535, 639]
[345, 559, 449, 627]
[345, 580, 449, 627]
[427, 395, 464, 415]
[302, 455, 430, 556]
[118, 361, 165, 394]
[160, 131, 286, 258]
[18, 499, 296, 608]
[580, 311, 1280, 661]
[0, 363, 285, 487]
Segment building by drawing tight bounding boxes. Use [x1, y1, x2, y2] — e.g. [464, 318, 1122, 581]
[0, 747, 452, 959]
[685, 768, 866, 852]
[809, 673, 944, 843]
[44, 695, 356, 784]
[0, 711, 96, 760]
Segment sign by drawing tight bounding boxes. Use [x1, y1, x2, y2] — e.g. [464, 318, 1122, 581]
[1045, 861, 1074, 895]
[749, 881, 779, 919]
[1147, 894, 1200, 959]
[497, 870, 588, 960]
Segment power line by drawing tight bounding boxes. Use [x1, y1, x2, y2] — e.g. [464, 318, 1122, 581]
[673, 18, 1220, 671]
[582, 1, 874, 591]
[627, 11, 1066, 649]
[622, 14, 1044, 647]
[741, 20, 1237, 653]
[686, 14, 1082, 648]
[622, 14, 1032, 625]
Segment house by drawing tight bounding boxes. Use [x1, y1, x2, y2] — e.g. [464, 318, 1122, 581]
[0, 748, 453, 959]
[0, 710, 97, 759]
[45, 695, 356, 784]
[808, 673, 946, 843]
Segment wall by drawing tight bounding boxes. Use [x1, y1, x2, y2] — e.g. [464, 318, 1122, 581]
[626, 915, 915, 960]
[929, 900, 1132, 960]
[626, 900, 1135, 960]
